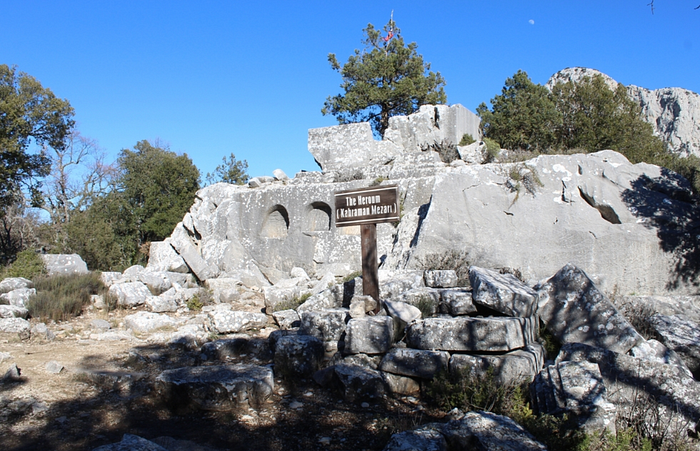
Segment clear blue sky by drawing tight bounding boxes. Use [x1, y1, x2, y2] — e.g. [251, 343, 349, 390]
[2, 1, 698, 181]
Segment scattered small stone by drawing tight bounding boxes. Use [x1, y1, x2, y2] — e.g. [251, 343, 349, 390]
[1, 363, 21, 382]
[289, 400, 303, 409]
[361, 402, 370, 408]
[0, 351, 12, 362]
[45, 360, 64, 374]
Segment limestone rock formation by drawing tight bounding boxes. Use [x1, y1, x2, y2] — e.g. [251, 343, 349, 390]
[548, 67, 700, 157]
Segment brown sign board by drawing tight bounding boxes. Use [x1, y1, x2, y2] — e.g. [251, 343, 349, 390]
[334, 185, 400, 227]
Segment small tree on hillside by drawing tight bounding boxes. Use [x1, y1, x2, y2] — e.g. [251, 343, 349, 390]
[322, 18, 447, 137]
[477, 70, 561, 152]
[205, 152, 249, 185]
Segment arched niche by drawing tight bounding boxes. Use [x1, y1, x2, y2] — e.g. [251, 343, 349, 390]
[306, 201, 331, 232]
[261, 205, 290, 238]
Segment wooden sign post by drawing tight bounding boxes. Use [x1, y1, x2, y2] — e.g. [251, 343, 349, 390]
[334, 185, 400, 312]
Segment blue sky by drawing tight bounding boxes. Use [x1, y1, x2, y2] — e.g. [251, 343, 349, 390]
[2, 1, 698, 181]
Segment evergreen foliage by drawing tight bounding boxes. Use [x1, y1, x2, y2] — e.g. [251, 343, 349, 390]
[477, 70, 560, 152]
[322, 19, 446, 137]
[205, 152, 249, 185]
[0, 64, 74, 221]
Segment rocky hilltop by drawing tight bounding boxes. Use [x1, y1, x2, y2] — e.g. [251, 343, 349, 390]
[548, 67, 700, 158]
[149, 103, 699, 296]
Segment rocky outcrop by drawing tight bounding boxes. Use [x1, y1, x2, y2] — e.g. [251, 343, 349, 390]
[548, 67, 700, 158]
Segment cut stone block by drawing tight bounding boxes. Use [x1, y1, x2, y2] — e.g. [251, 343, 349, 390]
[379, 348, 450, 379]
[449, 343, 545, 385]
[344, 316, 397, 355]
[469, 266, 538, 317]
[299, 308, 349, 342]
[406, 316, 537, 352]
[274, 334, 324, 377]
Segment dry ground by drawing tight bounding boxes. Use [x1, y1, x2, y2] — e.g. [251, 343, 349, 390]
[0, 307, 445, 451]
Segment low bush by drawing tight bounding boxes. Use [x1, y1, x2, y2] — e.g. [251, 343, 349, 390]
[274, 292, 311, 312]
[483, 138, 501, 163]
[27, 272, 105, 321]
[2, 250, 47, 280]
[459, 133, 476, 146]
[186, 289, 213, 311]
[421, 139, 460, 164]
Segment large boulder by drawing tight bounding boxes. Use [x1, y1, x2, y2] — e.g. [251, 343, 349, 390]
[108, 282, 153, 307]
[406, 316, 537, 352]
[647, 314, 700, 378]
[0, 277, 32, 294]
[537, 264, 643, 354]
[469, 266, 538, 317]
[155, 364, 274, 411]
[40, 253, 88, 275]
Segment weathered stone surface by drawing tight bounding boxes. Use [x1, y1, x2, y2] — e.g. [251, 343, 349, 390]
[438, 411, 547, 451]
[383, 299, 421, 325]
[537, 264, 642, 354]
[201, 336, 270, 361]
[334, 363, 386, 402]
[90, 319, 111, 330]
[438, 289, 476, 316]
[469, 266, 538, 317]
[124, 312, 178, 334]
[382, 372, 420, 396]
[406, 316, 537, 352]
[424, 270, 458, 288]
[384, 104, 481, 154]
[531, 360, 616, 434]
[308, 122, 401, 172]
[273, 168, 289, 182]
[45, 360, 64, 374]
[0, 288, 35, 307]
[31, 322, 55, 340]
[155, 364, 274, 411]
[147, 240, 189, 273]
[100, 271, 124, 287]
[0, 277, 32, 294]
[108, 282, 153, 307]
[272, 309, 300, 329]
[383, 427, 447, 451]
[207, 305, 268, 334]
[146, 296, 178, 313]
[273, 334, 324, 377]
[296, 288, 342, 314]
[396, 287, 440, 317]
[556, 342, 700, 433]
[648, 314, 700, 378]
[0, 317, 30, 333]
[138, 271, 173, 295]
[630, 338, 693, 378]
[93, 434, 169, 451]
[380, 270, 426, 299]
[344, 316, 397, 355]
[379, 348, 449, 379]
[41, 253, 88, 275]
[0, 304, 28, 319]
[170, 223, 219, 281]
[450, 344, 545, 385]
[299, 309, 348, 342]
[263, 285, 302, 312]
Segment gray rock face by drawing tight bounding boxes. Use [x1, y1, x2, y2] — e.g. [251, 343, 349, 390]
[383, 427, 447, 451]
[109, 282, 153, 307]
[648, 314, 700, 378]
[396, 287, 440, 317]
[273, 334, 324, 377]
[438, 289, 476, 316]
[0, 304, 29, 319]
[207, 305, 268, 334]
[531, 360, 616, 434]
[383, 299, 421, 325]
[272, 309, 300, 329]
[379, 348, 450, 379]
[124, 312, 178, 334]
[556, 342, 700, 434]
[92, 433, 169, 451]
[147, 240, 189, 273]
[344, 316, 397, 355]
[333, 363, 386, 402]
[155, 364, 274, 411]
[0, 317, 30, 333]
[537, 264, 642, 354]
[146, 296, 178, 313]
[0, 277, 32, 294]
[41, 253, 88, 275]
[170, 223, 219, 281]
[424, 270, 458, 288]
[449, 344, 545, 386]
[299, 309, 348, 342]
[469, 266, 538, 317]
[296, 288, 342, 314]
[406, 316, 537, 352]
[0, 287, 35, 307]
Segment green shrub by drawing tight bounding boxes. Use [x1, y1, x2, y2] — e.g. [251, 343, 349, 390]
[483, 138, 501, 163]
[459, 133, 476, 146]
[421, 139, 460, 164]
[274, 292, 311, 312]
[3, 250, 47, 280]
[187, 289, 213, 311]
[342, 270, 362, 283]
[27, 272, 105, 321]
